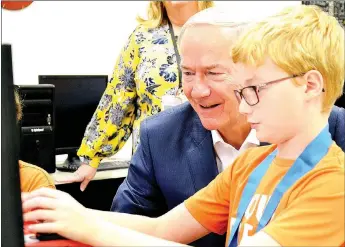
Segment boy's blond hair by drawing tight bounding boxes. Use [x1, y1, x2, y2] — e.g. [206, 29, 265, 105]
[232, 5, 344, 113]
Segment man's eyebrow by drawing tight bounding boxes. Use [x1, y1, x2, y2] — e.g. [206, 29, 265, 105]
[206, 64, 226, 70]
[180, 65, 193, 70]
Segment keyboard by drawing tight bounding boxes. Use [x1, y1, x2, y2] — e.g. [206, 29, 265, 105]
[56, 160, 130, 172]
[97, 160, 130, 171]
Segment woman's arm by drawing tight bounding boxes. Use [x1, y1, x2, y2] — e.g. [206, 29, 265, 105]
[77, 26, 141, 168]
[58, 27, 141, 190]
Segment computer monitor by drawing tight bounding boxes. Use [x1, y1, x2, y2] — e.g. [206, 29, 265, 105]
[39, 75, 108, 167]
[1, 44, 25, 246]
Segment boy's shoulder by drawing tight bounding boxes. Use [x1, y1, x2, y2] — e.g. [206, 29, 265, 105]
[19, 160, 55, 192]
[19, 160, 50, 175]
[316, 142, 344, 170]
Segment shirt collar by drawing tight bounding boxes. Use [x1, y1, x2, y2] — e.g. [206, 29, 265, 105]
[211, 129, 260, 147]
[211, 129, 225, 145]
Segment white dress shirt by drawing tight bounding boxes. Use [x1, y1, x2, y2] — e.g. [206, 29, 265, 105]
[211, 129, 260, 173]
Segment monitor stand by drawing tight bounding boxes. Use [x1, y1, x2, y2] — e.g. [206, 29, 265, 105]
[61, 151, 82, 170]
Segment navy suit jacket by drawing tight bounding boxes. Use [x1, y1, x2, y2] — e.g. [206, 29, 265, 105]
[111, 103, 345, 247]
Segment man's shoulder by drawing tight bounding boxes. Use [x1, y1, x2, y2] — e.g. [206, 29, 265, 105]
[139, 102, 209, 148]
[329, 105, 345, 151]
[142, 102, 197, 132]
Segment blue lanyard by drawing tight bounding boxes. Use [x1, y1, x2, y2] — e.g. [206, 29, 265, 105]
[228, 125, 333, 247]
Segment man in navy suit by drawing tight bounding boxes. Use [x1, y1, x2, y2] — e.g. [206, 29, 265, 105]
[111, 8, 345, 247]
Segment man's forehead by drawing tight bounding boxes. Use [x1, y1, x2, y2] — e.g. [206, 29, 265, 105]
[181, 47, 233, 67]
[180, 62, 230, 70]
[180, 50, 232, 69]
[180, 43, 232, 68]
[179, 25, 237, 70]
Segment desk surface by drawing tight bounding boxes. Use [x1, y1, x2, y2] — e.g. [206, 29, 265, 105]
[50, 168, 128, 185]
[50, 155, 129, 185]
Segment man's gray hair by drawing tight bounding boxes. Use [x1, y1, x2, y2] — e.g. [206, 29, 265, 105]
[178, 6, 254, 46]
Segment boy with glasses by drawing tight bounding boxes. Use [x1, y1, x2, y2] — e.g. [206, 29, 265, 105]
[22, 5, 344, 247]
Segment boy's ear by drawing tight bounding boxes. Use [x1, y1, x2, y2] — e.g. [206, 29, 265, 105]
[303, 70, 324, 99]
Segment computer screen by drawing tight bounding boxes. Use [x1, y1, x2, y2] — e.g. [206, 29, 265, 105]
[1, 44, 25, 247]
[39, 75, 107, 164]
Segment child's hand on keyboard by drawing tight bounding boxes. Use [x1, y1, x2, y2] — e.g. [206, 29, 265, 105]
[22, 188, 99, 244]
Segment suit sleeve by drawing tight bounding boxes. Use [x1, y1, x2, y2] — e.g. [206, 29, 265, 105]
[110, 119, 167, 217]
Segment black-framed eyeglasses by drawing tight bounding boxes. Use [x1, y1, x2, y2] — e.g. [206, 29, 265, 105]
[234, 74, 325, 106]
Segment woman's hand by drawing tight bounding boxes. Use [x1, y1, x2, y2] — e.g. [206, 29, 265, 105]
[22, 188, 101, 244]
[55, 164, 97, 191]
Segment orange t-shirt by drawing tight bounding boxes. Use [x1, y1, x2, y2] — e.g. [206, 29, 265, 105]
[19, 160, 55, 192]
[185, 143, 345, 246]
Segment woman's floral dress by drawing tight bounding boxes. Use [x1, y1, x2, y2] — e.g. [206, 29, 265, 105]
[77, 23, 181, 168]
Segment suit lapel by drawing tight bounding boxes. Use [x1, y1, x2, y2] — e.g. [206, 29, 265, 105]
[183, 105, 270, 192]
[185, 111, 219, 192]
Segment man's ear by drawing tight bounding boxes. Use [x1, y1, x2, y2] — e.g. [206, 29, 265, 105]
[303, 70, 324, 99]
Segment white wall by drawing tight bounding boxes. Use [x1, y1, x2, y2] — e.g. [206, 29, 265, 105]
[2, 1, 300, 159]
[2, 1, 148, 85]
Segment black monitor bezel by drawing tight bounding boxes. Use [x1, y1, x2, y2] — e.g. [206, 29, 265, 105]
[38, 75, 108, 155]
